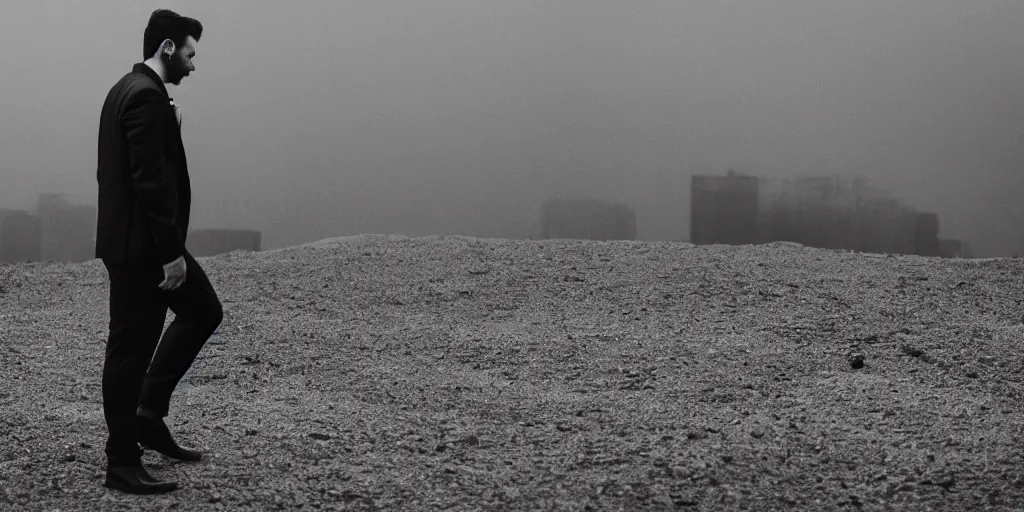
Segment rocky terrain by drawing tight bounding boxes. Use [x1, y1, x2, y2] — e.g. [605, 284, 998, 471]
[2, 234, 1024, 511]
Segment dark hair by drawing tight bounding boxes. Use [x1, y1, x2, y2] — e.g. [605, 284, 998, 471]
[143, 9, 203, 59]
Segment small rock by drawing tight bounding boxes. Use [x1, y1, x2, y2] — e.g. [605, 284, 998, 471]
[850, 354, 865, 369]
[902, 346, 924, 358]
[63, 454, 76, 462]
[750, 428, 765, 439]
[246, 429, 258, 436]
[309, 432, 331, 441]
[966, 371, 979, 379]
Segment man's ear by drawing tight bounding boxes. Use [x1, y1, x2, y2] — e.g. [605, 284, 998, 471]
[161, 39, 176, 57]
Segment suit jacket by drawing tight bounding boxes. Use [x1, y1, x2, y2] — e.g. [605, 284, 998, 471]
[96, 63, 191, 265]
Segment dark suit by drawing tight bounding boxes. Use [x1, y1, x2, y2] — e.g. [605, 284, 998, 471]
[97, 63, 191, 264]
[96, 63, 222, 466]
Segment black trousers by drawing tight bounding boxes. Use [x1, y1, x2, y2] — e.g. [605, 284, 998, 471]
[101, 251, 223, 466]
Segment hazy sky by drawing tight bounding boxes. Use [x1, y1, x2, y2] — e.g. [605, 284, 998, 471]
[1, 1, 1022, 256]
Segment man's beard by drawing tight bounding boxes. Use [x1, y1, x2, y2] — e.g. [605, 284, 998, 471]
[162, 51, 190, 85]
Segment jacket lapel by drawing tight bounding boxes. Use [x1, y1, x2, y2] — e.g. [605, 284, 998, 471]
[131, 63, 189, 186]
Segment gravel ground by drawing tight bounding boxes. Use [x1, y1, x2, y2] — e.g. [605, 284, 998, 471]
[2, 234, 1024, 511]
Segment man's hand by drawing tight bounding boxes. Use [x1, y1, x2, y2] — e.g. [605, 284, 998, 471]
[160, 256, 187, 291]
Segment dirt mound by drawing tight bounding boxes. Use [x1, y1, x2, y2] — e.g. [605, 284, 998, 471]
[2, 236, 1023, 510]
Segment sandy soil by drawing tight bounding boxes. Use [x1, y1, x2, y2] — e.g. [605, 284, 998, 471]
[2, 234, 1024, 511]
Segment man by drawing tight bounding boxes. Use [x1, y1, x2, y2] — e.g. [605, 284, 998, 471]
[96, 9, 222, 495]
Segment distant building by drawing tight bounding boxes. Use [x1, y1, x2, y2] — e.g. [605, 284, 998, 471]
[187, 228, 262, 257]
[0, 209, 42, 263]
[539, 199, 636, 241]
[690, 171, 958, 257]
[913, 213, 940, 257]
[37, 193, 96, 263]
[0, 209, 21, 237]
[690, 174, 759, 245]
[939, 239, 973, 258]
[0, 193, 97, 263]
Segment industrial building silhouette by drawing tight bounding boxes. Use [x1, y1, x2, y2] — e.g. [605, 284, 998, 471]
[0, 194, 95, 263]
[534, 172, 970, 259]
[690, 172, 971, 258]
[0, 193, 261, 263]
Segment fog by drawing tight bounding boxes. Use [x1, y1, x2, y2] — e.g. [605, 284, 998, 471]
[1, 1, 1022, 256]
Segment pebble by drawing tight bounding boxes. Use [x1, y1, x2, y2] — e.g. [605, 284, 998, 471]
[850, 354, 865, 369]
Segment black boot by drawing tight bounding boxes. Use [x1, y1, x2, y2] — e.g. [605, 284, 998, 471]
[104, 465, 178, 494]
[136, 415, 203, 462]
